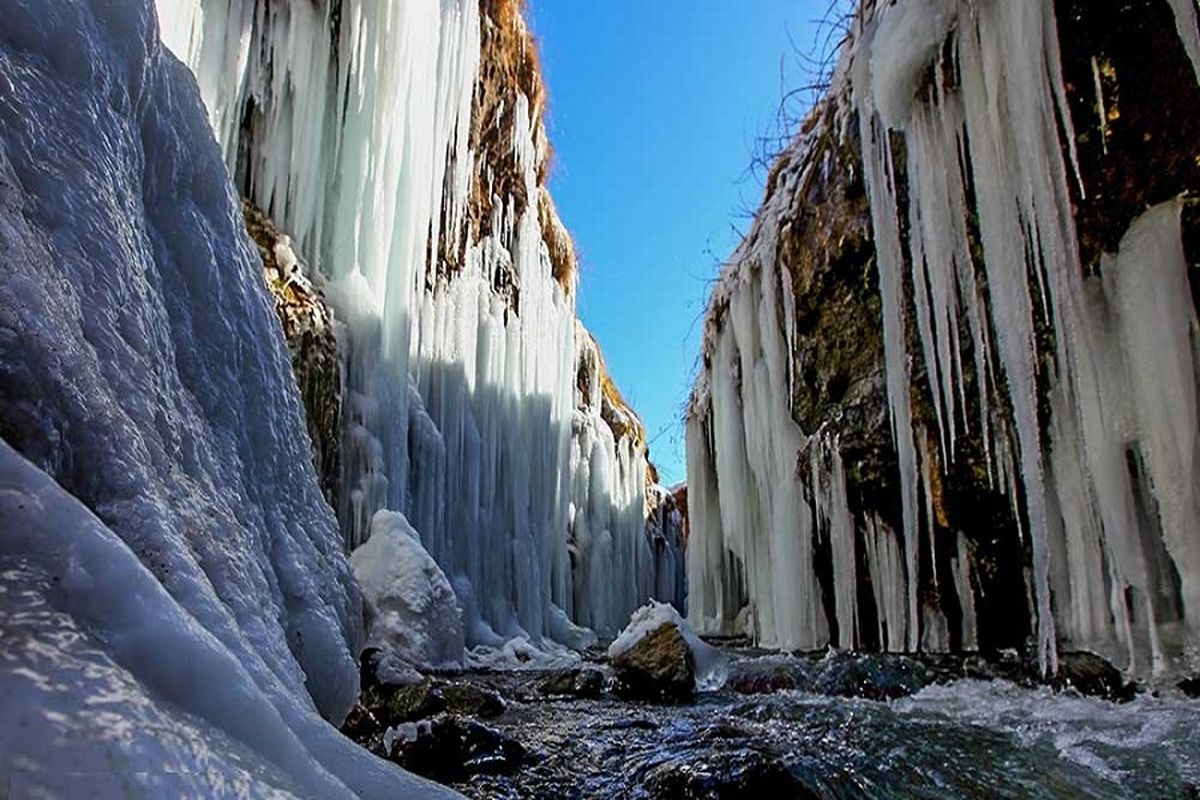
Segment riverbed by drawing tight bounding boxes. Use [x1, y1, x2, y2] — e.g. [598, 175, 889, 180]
[348, 648, 1200, 798]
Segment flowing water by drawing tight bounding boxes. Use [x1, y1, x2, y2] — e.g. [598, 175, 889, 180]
[431, 650, 1200, 799]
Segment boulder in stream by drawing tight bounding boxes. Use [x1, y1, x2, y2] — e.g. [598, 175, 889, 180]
[641, 748, 818, 799]
[538, 667, 606, 698]
[388, 715, 528, 783]
[608, 601, 727, 702]
[1055, 652, 1137, 702]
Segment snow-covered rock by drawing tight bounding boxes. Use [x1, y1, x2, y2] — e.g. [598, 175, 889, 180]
[0, 0, 454, 796]
[352, 510, 466, 670]
[609, 602, 728, 698]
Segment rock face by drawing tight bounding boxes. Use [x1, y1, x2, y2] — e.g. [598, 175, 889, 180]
[611, 623, 697, 702]
[686, 0, 1200, 682]
[242, 200, 342, 503]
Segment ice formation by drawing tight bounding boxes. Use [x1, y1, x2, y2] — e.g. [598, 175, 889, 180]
[686, 247, 829, 652]
[1166, 0, 1200, 82]
[0, 1, 453, 794]
[154, 0, 685, 654]
[352, 511, 466, 670]
[688, 0, 1200, 680]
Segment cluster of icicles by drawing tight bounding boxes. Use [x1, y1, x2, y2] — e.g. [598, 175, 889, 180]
[689, 0, 1200, 680]
[156, 0, 684, 653]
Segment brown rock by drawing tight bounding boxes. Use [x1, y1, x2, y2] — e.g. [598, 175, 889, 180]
[611, 623, 695, 702]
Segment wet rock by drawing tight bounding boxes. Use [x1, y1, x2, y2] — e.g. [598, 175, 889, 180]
[1178, 676, 1200, 698]
[725, 661, 804, 695]
[1055, 651, 1136, 702]
[339, 702, 382, 746]
[390, 715, 528, 783]
[814, 652, 930, 700]
[641, 749, 817, 799]
[963, 651, 1035, 686]
[606, 717, 659, 731]
[365, 678, 446, 726]
[538, 667, 604, 699]
[611, 622, 696, 702]
[442, 682, 507, 718]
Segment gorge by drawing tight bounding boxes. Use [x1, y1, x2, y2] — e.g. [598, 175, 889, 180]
[0, 0, 1198, 797]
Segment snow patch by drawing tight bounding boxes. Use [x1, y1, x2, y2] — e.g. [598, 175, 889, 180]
[467, 637, 583, 671]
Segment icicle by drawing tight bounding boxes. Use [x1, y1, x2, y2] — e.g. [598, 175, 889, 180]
[865, 514, 908, 652]
[953, 532, 978, 651]
[1091, 57, 1109, 156]
[1165, 0, 1200, 83]
[160, 0, 672, 654]
[918, 430, 939, 592]
[855, 16, 923, 654]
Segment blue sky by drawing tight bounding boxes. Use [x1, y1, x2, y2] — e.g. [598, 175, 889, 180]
[528, 1, 836, 485]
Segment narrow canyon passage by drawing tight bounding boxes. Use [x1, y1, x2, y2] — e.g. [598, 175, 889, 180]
[0, 0, 1198, 797]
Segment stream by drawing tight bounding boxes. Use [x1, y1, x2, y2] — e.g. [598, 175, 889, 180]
[351, 648, 1200, 799]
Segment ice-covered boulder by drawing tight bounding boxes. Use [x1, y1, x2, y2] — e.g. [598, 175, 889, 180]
[608, 602, 728, 700]
[353, 511, 466, 670]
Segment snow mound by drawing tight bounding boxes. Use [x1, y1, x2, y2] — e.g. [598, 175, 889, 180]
[0, 443, 455, 798]
[609, 602, 729, 691]
[352, 510, 466, 670]
[468, 636, 584, 671]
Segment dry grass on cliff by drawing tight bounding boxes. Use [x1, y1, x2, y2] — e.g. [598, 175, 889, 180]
[537, 187, 577, 289]
[465, 0, 579, 292]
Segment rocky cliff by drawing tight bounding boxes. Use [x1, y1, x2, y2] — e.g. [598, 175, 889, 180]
[687, 0, 1200, 680]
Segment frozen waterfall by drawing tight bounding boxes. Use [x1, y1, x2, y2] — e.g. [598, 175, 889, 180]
[687, 0, 1200, 681]
[155, 0, 686, 655]
[0, 0, 454, 794]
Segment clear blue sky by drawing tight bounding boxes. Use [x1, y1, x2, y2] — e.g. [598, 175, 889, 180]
[528, 2, 835, 485]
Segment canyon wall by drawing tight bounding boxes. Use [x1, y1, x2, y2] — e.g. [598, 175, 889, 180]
[0, 0, 454, 794]
[157, 0, 685, 655]
[687, 0, 1200, 680]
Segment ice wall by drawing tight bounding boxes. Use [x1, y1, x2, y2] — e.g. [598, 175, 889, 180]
[571, 325, 687, 637]
[156, 0, 680, 652]
[688, 0, 1200, 679]
[0, 0, 453, 794]
[854, 0, 1200, 677]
